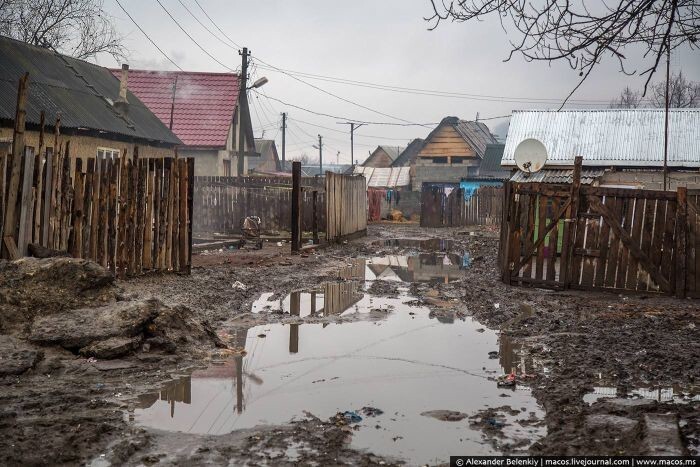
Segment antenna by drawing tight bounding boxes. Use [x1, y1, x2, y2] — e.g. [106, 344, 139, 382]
[513, 138, 547, 175]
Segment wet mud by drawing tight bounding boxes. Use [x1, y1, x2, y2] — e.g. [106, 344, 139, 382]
[0, 223, 698, 465]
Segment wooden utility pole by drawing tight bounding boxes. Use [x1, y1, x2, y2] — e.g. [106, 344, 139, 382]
[317, 134, 323, 175]
[291, 161, 301, 252]
[237, 47, 250, 177]
[663, 39, 671, 191]
[337, 121, 366, 165]
[281, 112, 287, 170]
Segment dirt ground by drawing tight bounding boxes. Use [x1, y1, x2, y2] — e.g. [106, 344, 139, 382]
[0, 222, 698, 466]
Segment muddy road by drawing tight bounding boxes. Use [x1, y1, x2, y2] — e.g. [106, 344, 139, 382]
[1, 223, 698, 465]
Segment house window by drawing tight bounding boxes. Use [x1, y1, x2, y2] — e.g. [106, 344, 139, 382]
[223, 159, 231, 177]
[451, 157, 465, 164]
[432, 157, 448, 164]
[97, 147, 120, 159]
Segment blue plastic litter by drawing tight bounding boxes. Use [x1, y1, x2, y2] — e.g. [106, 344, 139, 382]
[343, 411, 363, 423]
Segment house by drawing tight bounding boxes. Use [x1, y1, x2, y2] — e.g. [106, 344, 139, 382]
[458, 143, 511, 196]
[110, 68, 256, 177]
[363, 145, 404, 168]
[412, 117, 499, 190]
[0, 35, 180, 160]
[250, 139, 281, 174]
[391, 138, 424, 167]
[502, 109, 700, 189]
[353, 166, 417, 220]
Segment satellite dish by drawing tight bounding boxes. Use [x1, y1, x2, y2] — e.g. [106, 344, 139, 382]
[514, 138, 547, 174]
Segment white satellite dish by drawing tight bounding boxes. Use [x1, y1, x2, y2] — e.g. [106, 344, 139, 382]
[514, 138, 547, 174]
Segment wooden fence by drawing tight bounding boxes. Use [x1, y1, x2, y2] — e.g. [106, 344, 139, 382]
[326, 172, 367, 243]
[0, 145, 194, 275]
[499, 158, 700, 298]
[421, 185, 504, 227]
[192, 176, 325, 235]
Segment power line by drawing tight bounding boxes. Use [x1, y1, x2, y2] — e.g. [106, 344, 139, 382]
[188, 0, 428, 126]
[254, 91, 442, 126]
[193, 0, 243, 49]
[154, 0, 237, 72]
[255, 64, 654, 105]
[289, 117, 414, 141]
[114, 0, 183, 71]
[176, 0, 238, 52]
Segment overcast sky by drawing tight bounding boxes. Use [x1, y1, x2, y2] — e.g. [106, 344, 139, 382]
[98, 0, 700, 164]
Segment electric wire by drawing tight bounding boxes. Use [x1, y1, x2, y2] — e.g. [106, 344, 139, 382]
[114, 0, 183, 71]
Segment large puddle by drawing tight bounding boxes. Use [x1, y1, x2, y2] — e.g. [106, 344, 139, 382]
[134, 260, 545, 464]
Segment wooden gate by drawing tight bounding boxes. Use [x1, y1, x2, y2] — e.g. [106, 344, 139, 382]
[501, 157, 697, 297]
[325, 172, 367, 243]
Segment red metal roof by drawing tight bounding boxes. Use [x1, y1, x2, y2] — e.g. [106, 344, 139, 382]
[110, 69, 240, 148]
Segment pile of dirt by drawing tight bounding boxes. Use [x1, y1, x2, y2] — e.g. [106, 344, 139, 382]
[0, 257, 115, 333]
[1, 257, 225, 361]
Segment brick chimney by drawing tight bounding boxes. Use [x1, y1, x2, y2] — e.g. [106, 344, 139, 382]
[114, 63, 129, 116]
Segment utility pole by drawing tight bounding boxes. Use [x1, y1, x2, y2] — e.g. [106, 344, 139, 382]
[237, 47, 250, 178]
[337, 121, 366, 165]
[281, 112, 287, 171]
[317, 134, 323, 175]
[663, 38, 670, 191]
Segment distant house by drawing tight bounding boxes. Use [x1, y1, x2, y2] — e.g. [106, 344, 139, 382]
[363, 145, 404, 168]
[413, 117, 498, 190]
[502, 109, 700, 189]
[0, 35, 180, 160]
[110, 68, 256, 177]
[391, 138, 424, 168]
[250, 139, 281, 174]
[280, 162, 354, 177]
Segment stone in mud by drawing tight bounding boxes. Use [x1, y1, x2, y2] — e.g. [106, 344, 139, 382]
[80, 335, 143, 359]
[0, 335, 43, 376]
[147, 304, 225, 352]
[642, 413, 685, 456]
[421, 410, 468, 421]
[29, 300, 160, 350]
[585, 414, 638, 434]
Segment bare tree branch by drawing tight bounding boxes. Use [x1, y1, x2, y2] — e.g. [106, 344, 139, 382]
[427, 0, 699, 103]
[0, 0, 125, 61]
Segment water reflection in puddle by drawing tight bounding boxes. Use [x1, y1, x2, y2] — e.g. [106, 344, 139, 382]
[373, 238, 455, 251]
[134, 302, 544, 464]
[584, 384, 700, 405]
[366, 253, 469, 283]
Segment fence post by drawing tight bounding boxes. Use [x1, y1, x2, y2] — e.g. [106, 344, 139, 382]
[291, 161, 301, 252]
[675, 187, 688, 298]
[498, 181, 511, 279]
[2, 73, 29, 259]
[312, 190, 319, 244]
[562, 156, 583, 288]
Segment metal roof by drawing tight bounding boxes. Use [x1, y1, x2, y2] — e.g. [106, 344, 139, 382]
[391, 138, 424, 167]
[502, 109, 700, 168]
[478, 143, 511, 180]
[0, 35, 180, 146]
[510, 168, 606, 185]
[353, 166, 411, 188]
[111, 68, 240, 148]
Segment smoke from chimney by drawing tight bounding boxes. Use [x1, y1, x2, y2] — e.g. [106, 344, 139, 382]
[114, 63, 130, 117]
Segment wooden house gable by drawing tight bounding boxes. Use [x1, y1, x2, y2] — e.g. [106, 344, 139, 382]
[418, 125, 477, 158]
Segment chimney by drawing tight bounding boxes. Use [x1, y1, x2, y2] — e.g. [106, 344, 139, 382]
[114, 63, 129, 116]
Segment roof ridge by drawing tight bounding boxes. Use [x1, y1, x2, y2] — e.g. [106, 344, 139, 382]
[113, 68, 240, 78]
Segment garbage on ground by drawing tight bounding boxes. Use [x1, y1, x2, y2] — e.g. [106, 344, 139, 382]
[496, 372, 517, 388]
[360, 406, 384, 417]
[488, 351, 499, 359]
[341, 411, 362, 423]
[232, 281, 247, 290]
[494, 303, 500, 309]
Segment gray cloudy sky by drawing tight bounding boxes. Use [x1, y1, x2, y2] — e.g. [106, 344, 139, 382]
[98, 0, 700, 163]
